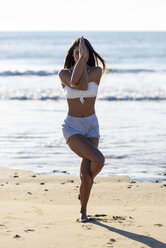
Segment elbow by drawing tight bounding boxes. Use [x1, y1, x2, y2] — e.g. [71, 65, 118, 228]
[70, 81, 79, 89]
[70, 81, 79, 88]
[70, 83, 88, 91]
[79, 85, 88, 91]
[70, 79, 88, 91]
[70, 80, 79, 88]
[70, 78, 79, 86]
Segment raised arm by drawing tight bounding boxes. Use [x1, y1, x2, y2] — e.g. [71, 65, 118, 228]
[76, 63, 88, 90]
[70, 37, 89, 88]
[59, 36, 89, 90]
[58, 65, 88, 90]
[70, 56, 87, 87]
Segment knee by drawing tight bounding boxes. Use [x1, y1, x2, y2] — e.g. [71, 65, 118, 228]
[94, 153, 105, 169]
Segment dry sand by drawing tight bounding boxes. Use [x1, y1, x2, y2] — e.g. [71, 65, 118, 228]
[0, 166, 166, 248]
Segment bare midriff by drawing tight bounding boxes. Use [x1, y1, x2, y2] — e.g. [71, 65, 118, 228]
[67, 97, 96, 117]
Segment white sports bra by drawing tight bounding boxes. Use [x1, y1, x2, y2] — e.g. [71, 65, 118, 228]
[63, 69, 98, 104]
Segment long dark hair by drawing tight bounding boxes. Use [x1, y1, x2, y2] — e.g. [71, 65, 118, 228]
[64, 37, 107, 74]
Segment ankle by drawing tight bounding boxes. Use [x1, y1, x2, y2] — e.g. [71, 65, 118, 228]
[80, 208, 86, 214]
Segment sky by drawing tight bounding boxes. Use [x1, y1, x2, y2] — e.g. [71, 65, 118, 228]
[0, 0, 166, 31]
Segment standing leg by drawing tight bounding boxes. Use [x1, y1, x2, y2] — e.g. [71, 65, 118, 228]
[67, 135, 104, 221]
[79, 137, 99, 221]
[79, 158, 93, 221]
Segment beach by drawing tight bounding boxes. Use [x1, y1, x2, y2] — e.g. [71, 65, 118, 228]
[0, 31, 166, 181]
[0, 166, 166, 248]
[0, 31, 166, 247]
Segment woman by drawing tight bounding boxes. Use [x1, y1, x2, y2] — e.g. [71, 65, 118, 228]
[58, 36, 106, 222]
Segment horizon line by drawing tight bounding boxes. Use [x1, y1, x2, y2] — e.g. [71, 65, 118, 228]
[0, 30, 166, 32]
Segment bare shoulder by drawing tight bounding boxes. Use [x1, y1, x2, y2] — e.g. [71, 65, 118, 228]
[90, 66, 102, 73]
[58, 68, 70, 78]
[58, 68, 71, 87]
[89, 66, 102, 84]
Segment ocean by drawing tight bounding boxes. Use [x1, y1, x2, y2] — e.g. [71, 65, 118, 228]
[0, 31, 166, 182]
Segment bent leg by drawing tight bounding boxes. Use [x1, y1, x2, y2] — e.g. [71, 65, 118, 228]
[67, 134, 105, 176]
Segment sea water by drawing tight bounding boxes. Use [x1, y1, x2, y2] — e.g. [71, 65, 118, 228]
[0, 31, 166, 182]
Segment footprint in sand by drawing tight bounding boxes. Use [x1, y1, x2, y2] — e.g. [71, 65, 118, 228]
[154, 224, 164, 227]
[82, 224, 93, 230]
[0, 224, 6, 227]
[107, 238, 116, 247]
[86, 214, 109, 223]
[24, 229, 35, 232]
[86, 214, 134, 226]
[13, 234, 21, 238]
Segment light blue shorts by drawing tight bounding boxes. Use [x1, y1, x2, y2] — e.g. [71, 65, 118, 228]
[62, 113, 100, 143]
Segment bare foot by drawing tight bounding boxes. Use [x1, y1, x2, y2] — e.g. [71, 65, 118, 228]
[79, 211, 89, 223]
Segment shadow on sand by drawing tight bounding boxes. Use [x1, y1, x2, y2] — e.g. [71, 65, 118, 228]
[90, 219, 166, 248]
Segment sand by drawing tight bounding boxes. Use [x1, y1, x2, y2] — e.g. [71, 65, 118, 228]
[0, 166, 166, 248]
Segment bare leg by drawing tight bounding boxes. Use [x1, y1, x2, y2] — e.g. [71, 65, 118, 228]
[79, 159, 93, 221]
[67, 135, 104, 222]
[79, 138, 99, 221]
